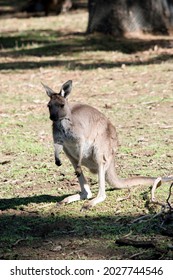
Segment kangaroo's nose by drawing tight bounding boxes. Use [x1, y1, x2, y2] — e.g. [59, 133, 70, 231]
[50, 114, 58, 121]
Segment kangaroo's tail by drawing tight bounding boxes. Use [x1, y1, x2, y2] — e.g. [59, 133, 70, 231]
[106, 160, 173, 189]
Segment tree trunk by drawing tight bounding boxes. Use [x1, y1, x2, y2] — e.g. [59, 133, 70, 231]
[87, 0, 173, 36]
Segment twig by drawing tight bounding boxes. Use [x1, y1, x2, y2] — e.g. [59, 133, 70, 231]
[166, 182, 173, 211]
[12, 238, 26, 247]
[130, 212, 164, 225]
[152, 211, 164, 219]
[130, 214, 153, 224]
[129, 250, 147, 259]
[130, 181, 173, 227]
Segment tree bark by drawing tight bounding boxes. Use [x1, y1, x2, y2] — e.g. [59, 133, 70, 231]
[87, 0, 173, 36]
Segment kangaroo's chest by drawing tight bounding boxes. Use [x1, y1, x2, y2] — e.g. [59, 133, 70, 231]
[53, 120, 75, 144]
[53, 119, 96, 166]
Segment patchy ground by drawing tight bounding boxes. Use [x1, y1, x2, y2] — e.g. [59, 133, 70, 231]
[0, 5, 173, 260]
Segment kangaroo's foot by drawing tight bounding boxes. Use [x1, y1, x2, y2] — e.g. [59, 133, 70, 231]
[57, 185, 92, 206]
[58, 193, 82, 205]
[81, 194, 106, 211]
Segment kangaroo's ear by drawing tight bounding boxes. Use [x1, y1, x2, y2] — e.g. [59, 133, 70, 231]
[42, 83, 55, 97]
[60, 80, 72, 98]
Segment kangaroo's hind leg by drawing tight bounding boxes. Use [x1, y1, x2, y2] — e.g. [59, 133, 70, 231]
[59, 153, 92, 205]
[82, 162, 106, 210]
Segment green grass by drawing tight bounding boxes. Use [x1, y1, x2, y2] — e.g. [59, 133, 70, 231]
[0, 8, 173, 260]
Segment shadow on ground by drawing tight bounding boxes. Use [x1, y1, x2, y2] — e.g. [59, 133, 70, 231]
[1, 29, 173, 71]
[0, 193, 173, 260]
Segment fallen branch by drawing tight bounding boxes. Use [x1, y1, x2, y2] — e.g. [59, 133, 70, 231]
[116, 237, 168, 255]
[116, 237, 155, 248]
[130, 214, 152, 224]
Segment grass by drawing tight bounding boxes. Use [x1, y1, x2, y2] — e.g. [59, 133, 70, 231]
[0, 6, 173, 260]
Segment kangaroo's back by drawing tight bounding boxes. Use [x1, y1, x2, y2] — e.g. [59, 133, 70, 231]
[70, 103, 118, 147]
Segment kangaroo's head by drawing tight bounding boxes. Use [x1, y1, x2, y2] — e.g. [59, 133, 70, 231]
[42, 80, 72, 122]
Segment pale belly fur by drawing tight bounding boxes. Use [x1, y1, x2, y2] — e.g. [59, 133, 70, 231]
[63, 140, 98, 171]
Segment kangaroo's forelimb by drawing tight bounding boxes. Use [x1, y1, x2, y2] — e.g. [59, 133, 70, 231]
[54, 143, 63, 166]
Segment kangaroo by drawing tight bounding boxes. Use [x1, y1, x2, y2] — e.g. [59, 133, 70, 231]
[42, 80, 173, 209]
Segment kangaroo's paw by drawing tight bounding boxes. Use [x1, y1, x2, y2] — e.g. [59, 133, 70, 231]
[55, 158, 62, 166]
[75, 166, 82, 177]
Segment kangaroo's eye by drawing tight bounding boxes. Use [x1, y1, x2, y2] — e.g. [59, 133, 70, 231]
[60, 104, 64, 108]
